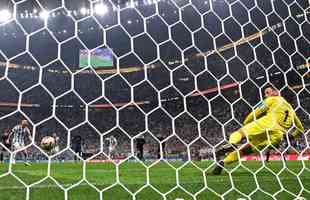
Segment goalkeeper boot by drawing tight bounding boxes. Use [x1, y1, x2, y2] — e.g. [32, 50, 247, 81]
[212, 160, 224, 175]
[215, 143, 238, 158]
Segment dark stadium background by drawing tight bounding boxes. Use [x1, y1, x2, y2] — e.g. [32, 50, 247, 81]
[0, 0, 309, 161]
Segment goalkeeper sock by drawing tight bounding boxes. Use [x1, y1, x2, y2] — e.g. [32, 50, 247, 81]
[224, 150, 239, 165]
[229, 131, 243, 145]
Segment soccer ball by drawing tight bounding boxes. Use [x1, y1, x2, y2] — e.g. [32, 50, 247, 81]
[40, 136, 56, 152]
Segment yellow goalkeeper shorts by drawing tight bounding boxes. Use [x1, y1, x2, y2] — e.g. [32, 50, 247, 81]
[240, 116, 285, 151]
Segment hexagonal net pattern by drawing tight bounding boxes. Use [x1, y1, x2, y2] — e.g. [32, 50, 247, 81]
[0, 0, 309, 199]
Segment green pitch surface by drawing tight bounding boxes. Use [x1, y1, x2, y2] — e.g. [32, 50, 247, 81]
[0, 160, 309, 200]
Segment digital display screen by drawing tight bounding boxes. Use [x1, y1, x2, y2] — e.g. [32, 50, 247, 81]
[79, 48, 113, 68]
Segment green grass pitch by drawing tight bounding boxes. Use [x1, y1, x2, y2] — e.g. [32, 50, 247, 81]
[0, 160, 309, 200]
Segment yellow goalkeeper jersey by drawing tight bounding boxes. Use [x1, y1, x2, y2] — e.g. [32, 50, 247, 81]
[243, 96, 304, 139]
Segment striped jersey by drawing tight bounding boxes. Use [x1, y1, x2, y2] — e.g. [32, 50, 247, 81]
[11, 125, 31, 144]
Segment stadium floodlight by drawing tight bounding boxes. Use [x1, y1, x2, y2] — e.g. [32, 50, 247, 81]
[0, 10, 11, 22]
[40, 10, 49, 20]
[94, 4, 108, 15]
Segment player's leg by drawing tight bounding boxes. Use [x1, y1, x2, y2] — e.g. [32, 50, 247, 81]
[11, 142, 19, 164]
[214, 130, 244, 156]
[218, 130, 283, 171]
[73, 145, 80, 162]
[157, 146, 160, 159]
[17, 141, 30, 166]
[75, 148, 82, 162]
[213, 144, 254, 175]
[265, 139, 281, 163]
[270, 130, 285, 162]
[140, 146, 144, 161]
[74, 153, 78, 162]
[79, 150, 83, 160]
[74, 151, 79, 162]
[136, 146, 141, 160]
[213, 136, 269, 175]
[163, 145, 167, 159]
[108, 146, 112, 159]
[11, 152, 16, 164]
[0, 145, 5, 163]
[213, 121, 267, 175]
[215, 127, 252, 159]
[22, 149, 31, 166]
[137, 146, 144, 160]
[111, 148, 115, 160]
[265, 150, 270, 162]
[0, 147, 3, 163]
[2, 149, 9, 163]
[215, 119, 269, 159]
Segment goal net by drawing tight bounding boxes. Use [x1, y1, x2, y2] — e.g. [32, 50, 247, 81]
[0, 0, 309, 199]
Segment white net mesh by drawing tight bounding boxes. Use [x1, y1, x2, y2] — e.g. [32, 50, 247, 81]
[0, 0, 309, 199]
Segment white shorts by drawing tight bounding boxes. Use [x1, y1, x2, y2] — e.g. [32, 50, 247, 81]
[12, 142, 25, 150]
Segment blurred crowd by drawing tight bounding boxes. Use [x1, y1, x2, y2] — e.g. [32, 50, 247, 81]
[0, 88, 309, 161]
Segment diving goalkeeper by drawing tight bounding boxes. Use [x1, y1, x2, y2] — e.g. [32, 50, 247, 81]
[212, 85, 304, 175]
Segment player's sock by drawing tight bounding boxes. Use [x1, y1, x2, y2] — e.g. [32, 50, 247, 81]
[229, 131, 243, 145]
[0, 152, 3, 163]
[24, 153, 27, 162]
[213, 148, 239, 175]
[12, 153, 16, 164]
[223, 150, 239, 165]
[23, 152, 30, 165]
[212, 160, 224, 175]
[216, 143, 236, 156]
[211, 151, 237, 174]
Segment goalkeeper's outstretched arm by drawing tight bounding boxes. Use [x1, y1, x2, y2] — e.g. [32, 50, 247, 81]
[243, 101, 268, 125]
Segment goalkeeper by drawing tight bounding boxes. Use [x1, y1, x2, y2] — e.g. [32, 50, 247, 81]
[213, 85, 304, 175]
